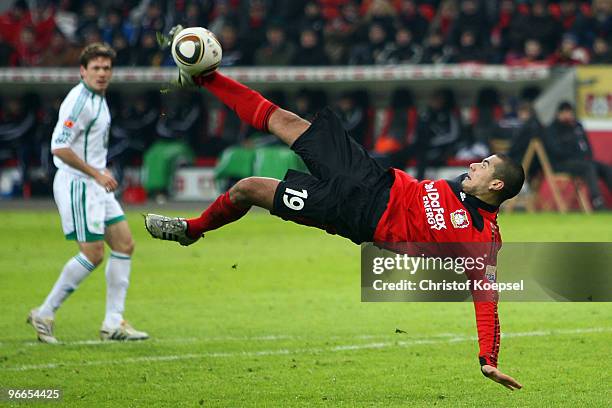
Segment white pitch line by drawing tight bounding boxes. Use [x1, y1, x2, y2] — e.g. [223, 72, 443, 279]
[21, 334, 296, 347]
[18, 333, 467, 348]
[2, 327, 610, 372]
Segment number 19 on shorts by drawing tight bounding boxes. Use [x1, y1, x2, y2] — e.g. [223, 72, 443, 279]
[283, 188, 308, 211]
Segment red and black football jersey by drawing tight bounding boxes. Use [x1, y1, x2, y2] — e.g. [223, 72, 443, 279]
[374, 169, 502, 367]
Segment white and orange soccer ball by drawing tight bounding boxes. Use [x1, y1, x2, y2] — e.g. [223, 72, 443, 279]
[171, 27, 222, 76]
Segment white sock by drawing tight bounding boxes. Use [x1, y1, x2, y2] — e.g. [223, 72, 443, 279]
[39, 253, 96, 318]
[103, 251, 131, 328]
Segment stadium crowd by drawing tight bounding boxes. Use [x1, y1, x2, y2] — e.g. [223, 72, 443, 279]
[0, 0, 610, 208]
[0, 0, 611, 68]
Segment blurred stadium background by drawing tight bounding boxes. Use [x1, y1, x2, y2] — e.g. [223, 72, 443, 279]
[1, 1, 612, 406]
[0, 0, 610, 209]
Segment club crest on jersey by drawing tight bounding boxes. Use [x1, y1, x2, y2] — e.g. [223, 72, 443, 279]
[63, 119, 74, 129]
[485, 265, 497, 282]
[450, 209, 469, 229]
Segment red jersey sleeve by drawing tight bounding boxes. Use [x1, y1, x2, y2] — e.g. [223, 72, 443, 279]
[474, 299, 500, 367]
[468, 240, 502, 368]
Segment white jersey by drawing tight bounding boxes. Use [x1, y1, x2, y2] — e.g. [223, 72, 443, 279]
[51, 81, 111, 176]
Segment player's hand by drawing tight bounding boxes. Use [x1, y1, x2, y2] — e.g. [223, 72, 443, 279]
[481, 365, 523, 390]
[95, 171, 118, 193]
[176, 68, 196, 88]
[156, 24, 184, 50]
[161, 68, 197, 93]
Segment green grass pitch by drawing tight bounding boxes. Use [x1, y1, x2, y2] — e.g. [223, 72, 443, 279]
[0, 210, 611, 407]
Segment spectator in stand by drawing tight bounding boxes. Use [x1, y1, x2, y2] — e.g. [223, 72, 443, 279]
[362, 0, 398, 37]
[380, 27, 422, 64]
[557, 0, 590, 43]
[239, 0, 268, 59]
[108, 91, 160, 187]
[133, 1, 165, 47]
[384, 89, 463, 180]
[559, 0, 582, 34]
[38, 29, 80, 67]
[549, 32, 590, 65]
[0, 0, 31, 47]
[254, 23, 296, 66]
[300, 1, 326, 36]
[54, 0, 79, 42]
[293, 88, 327, 122]
[421, 30, 455, 64]
[449, 0, 489, 48]
[490, 0, 516, 61]
[508, 101, 543, 178]
[349, 22, 394, 65]
[504, 1, 531, 55]
[0, 32, 16, 66]
[526, 0, 563, 55]
[219, 24, 249, 67]
[275, 0, 310, 32]
[505, 38, 549, 66]
[101, 8, 135, 47]
[133, 30, 164, 66]
[208, 0, 238, 36]
[396, 0, 429, 44]
[75, 2, 100, 43]
[144, 91, 199, 203]
[82, 27, 103, 45]
[544, 102, 612, 210]
[35, 94, 64, 186]
[29, 1, 56, 51]
[589, 0, 612, 41]
[373, 88, 416, 155]
[183, 2, 214, 30]
[429, 0, 458, 41]
[291, 28, 330, 66]
[590, 37, 612, 64]
[111, 33, 131, 66]
[0, 94, 38, 196]
[13, 26, 42, 67]
[323, 0, 362, 64]
[318, 0, 353, 21]
[453, 29, 487, 63]
[333, 91, 370, 148]
[101, 8, 121, 44]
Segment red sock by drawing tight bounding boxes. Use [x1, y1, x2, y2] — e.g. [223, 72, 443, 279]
[195, 72, 279, 132]
[186, 191, 249, 238]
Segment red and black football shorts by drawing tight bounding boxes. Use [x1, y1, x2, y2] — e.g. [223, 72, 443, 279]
[271, 107, 392, 244]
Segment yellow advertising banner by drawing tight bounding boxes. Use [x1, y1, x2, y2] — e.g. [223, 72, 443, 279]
[577, 66, 612, 119]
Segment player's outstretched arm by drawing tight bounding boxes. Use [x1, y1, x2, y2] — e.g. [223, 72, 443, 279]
[481, 365, 523, 390]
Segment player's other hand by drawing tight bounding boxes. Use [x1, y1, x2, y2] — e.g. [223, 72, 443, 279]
[96, 171, 118, 192]
[481, 365, 523, 390]
[176, 69, 196, 88]
[156, 24, 184, 49]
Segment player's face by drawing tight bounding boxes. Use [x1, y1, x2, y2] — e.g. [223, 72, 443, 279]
[462, 155, 503, 196]
[80, 57, 113, 94]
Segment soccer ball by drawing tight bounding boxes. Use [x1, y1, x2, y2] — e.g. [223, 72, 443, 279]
[171, 27, 222, 76]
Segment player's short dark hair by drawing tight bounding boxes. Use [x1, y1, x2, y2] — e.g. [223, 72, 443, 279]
[492, 154, 525, 203]
[80, 43, 116, 68]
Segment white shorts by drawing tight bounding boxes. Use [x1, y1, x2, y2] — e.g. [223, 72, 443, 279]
[53, 169, 125, 242]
